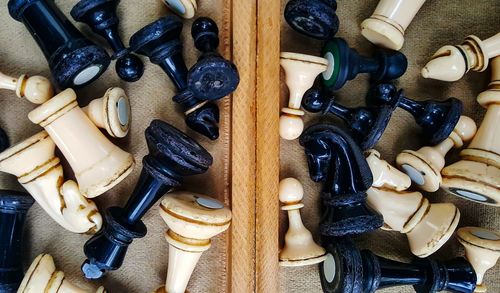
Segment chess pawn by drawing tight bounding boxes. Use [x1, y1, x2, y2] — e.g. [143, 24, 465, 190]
[0, 71, 53, 104]
[71, 0, 144, 82]
[322, 38, 407, 90]
[279, 178, 326, 266]
[82, 120, 212, 279]
[396, 116, 477, 192]
[8, 0, 110, 89]
[422, 32, 500, 81]
[0, 131, 103, 234]
[368, 82, 463, 145]
[457, 227, 500, 293]
[0, 190, 34, 292]
[18, 254, 106, 293]
[365, 149, 460, 257]
[302, 88, 394, 149]
[28, 89, 135, 198]
[162, 0, 197, 19]
[441, 56, 500, 205]
[280, 52, 328, 140]
[360, 0, 426, 50]
[284, 0, 339, 40]
[156, 192, 231, 293]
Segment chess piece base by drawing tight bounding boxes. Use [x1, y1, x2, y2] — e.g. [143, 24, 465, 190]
[361, 17, 404, 51]
[163, 0, 197, 19]
[397, 150, 441, 192]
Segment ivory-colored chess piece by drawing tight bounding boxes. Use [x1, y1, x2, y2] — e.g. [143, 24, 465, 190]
[360, 0, 426, 50]
[441, 57, 500, 205]
[18, 254, 106, 293]
[28, 89, 135, 198]
[162, 0, 197, 19]
[157, 192, 231, 293]
[0, 71, 53, 104]
[0, 131, 102, 234]
[365, 150, 460, 257]
[457, 227, 500, 293]
[279, 178, 327, 266]
[396, 116, 477, 192]
[422, 32, 500, 81]
[280, 52, 328, 140]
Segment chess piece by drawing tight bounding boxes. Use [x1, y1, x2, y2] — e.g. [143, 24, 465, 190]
[441, 56, 500, 205]
[422, 33, 500, 81]
[299, 124, 383, 237]
[280, 52, 328, 140]
[0, 71, 53, 104]
[457, 227, 500, 293]
[19, 254, 106, 293]
[129, 16, 220, 140]
[396, 116, 476, 192]
[162, 0, 197, 19]
[368, 82, 463, 145]
[71, 0, 144, 82]
[28, 89, 135, 198]
[279, 178, 326, 266]
[302, 88, 394, 149]
[8, 0, 110, 89]
[156, 192, 231, 293]
[0, 131, 103, 234]
[365, 149, 460, 257]
[0, 190, 34, 292]
[284, 0, 339, 40]
[360, 0, 426, 50]
[322, 38, 407, 90]
[0, 128, 9, 153]
[320, 237, 477, 293]
[189, 17, 239, 101]
[81, 120, 212, 279]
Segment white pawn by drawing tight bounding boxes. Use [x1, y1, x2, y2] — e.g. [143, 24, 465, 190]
[0, 70, 53, 104]
[279, 178, 326, 266]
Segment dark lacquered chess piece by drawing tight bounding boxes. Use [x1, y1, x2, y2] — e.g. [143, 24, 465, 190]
[0, 190, 34, 293]
[8, 0, 110, 89]
[0, 128, 9, 153]
[81, 120, 213, 279]
[130, 16, 220, 139]
[367, 82, 463, 145]
[299, 124, 383, 237]
[319, 237, 477, 293]
[302, 88, 394, 150]
[284, 0, 339, 40]
[70, 0, 144, 82]
[322, 38, 407, 90]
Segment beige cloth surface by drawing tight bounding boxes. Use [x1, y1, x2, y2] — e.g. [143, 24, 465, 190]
[279, 0, 500, 293]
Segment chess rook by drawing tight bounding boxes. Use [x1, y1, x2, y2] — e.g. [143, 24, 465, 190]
[284, 0, 339, 40]
[162, 0, 197, 19]
[8, 0, 110, 89]
[82, 120, 212, 279]
[0, 71, 53, 104]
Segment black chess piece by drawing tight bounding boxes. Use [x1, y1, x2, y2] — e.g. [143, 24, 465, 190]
[8, 0, 110, 89]
[284, 0, 339, 40]
[320, 237, 477, 293]
[302, 88, 394, 150]
[81, 120, 213, 279]
[129, 16, 220, 140]
[0, 127, 9, 153]
[299, 124, 383, 237]
[0, 190, 34, 293]
[367, 82, 463, 145]
[71, 0, 144, 82]
[322, 38, 407, 90]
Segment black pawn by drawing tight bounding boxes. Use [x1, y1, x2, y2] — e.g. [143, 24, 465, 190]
[302, 88, 394, 150]
[284, 0, 339, 40]
[8, 0, 110, 89]
[0, 190, 34, 292]
[367, 83, 463, 145]
[129, 16, 220, 140]
[189, 17, 239, 101]
[71, 0, 144, 82]
[320, 237, 477, 293]
[322, 38, 407, 90]
[299, 124, 383, 237]
[81, 120, 213, 279]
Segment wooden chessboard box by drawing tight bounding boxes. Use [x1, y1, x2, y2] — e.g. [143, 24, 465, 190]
[0, 0, 498, 293]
